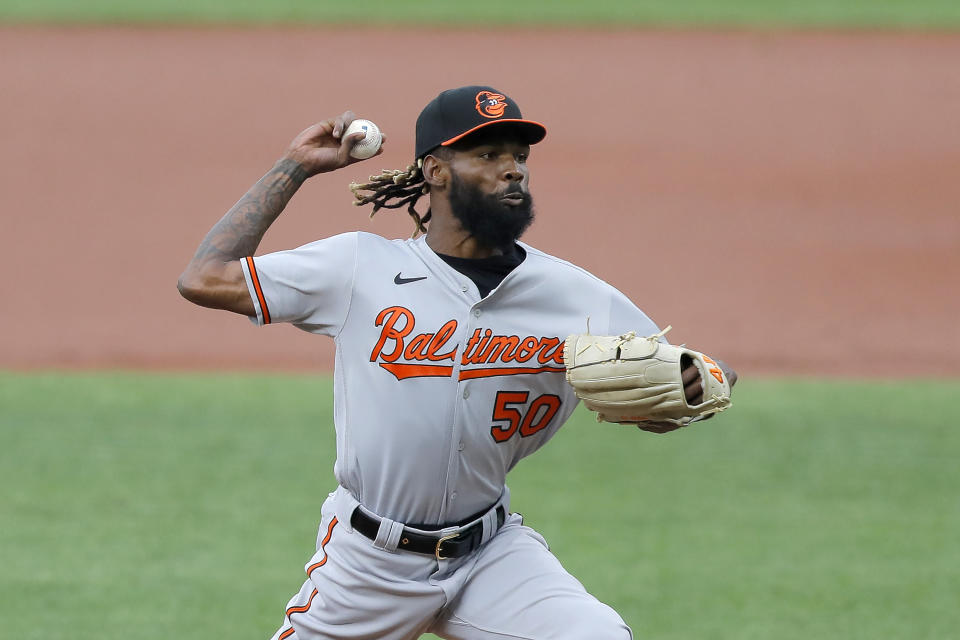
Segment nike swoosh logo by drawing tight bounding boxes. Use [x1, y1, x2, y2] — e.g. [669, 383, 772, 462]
[394, 273, 428, 285]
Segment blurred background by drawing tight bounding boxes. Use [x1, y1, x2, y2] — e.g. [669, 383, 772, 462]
[1, 2, 958, 639]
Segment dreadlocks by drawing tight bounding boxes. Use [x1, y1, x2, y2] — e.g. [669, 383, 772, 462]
[350, 159, 431, 237]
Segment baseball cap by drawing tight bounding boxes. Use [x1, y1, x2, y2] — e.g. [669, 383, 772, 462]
[415, 85, 547, 160]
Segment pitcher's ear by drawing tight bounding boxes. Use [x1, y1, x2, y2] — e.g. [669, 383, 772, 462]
[421, 154, 449, 189]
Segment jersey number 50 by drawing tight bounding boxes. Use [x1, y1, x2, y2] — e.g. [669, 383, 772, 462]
[490, 391, 562, 443]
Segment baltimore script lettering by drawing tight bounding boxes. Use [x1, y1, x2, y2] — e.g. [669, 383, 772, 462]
[369, 306, 566, 380]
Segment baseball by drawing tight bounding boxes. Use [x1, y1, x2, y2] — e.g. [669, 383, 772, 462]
[344, 119, 382, 160]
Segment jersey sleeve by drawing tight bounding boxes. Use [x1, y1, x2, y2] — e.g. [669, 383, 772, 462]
[240, 232, 358, 336]
[605, 285, 662, 339]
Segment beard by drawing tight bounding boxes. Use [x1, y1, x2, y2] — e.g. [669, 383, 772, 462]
[447, 172, 535, 251]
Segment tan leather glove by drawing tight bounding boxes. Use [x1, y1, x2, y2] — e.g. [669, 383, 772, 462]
[563, 328, 732, 426]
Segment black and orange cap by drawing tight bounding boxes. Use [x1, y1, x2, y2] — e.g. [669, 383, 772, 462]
[415, 85, 547, 160]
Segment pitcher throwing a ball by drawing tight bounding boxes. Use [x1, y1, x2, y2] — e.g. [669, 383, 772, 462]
[178, 85, 737, 640]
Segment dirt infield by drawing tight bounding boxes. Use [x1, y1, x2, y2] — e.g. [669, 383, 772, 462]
[1, 27, 957, 376]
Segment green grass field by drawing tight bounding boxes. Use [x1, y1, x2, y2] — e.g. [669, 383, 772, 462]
[1, 0, 960, 28]
[1, 372, 957, 639]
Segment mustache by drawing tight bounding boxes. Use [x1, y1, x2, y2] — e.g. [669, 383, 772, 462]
[498, 184, 530, 199]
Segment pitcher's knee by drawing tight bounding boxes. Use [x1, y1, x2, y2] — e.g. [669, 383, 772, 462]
[554, 607, 632, 640]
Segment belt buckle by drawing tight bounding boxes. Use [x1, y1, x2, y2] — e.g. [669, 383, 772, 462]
[435, 532, 459, 561]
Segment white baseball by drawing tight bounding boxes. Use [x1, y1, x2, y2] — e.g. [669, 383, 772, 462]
[344, 119, 382, 160]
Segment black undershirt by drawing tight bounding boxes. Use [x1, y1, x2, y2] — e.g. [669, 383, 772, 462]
[437, 244, 526, 298]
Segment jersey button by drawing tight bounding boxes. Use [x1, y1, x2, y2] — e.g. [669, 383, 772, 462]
[458, 441, 464, 451]
[461, 285, 468, 293]
[463, 388, 470, 399]
[473, 309, 481, 318]
[451, 492, 458, 500]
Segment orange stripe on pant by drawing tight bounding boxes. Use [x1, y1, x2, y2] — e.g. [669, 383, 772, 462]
[306, 517, 339, 575]
[245, 256, 271, 324]
[278, 517, 337, 640]
[286, 588, 319, 617]
[277, 588, 318, 640]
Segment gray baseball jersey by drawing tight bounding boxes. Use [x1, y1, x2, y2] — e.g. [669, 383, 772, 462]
[241, 231, 658, 526]
[240, 231, 656, 640]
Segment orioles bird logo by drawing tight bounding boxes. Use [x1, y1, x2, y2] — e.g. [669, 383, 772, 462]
[475, 91, 508, 119]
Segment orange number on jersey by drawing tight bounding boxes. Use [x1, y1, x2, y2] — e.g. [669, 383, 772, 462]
[520, 394, 562, 437]
[490, 391, 528, 442]
[490, 391, 562, 443]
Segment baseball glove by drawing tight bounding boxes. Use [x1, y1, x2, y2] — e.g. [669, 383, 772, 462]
[563, 327, 732, 426]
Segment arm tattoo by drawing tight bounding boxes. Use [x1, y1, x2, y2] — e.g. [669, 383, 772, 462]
[194, 157, 309, 262]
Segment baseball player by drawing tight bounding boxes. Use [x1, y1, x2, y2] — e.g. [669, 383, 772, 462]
[179, 85, 737, 640]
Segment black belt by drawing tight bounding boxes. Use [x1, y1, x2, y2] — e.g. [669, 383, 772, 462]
[351, 505, 506, 560]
